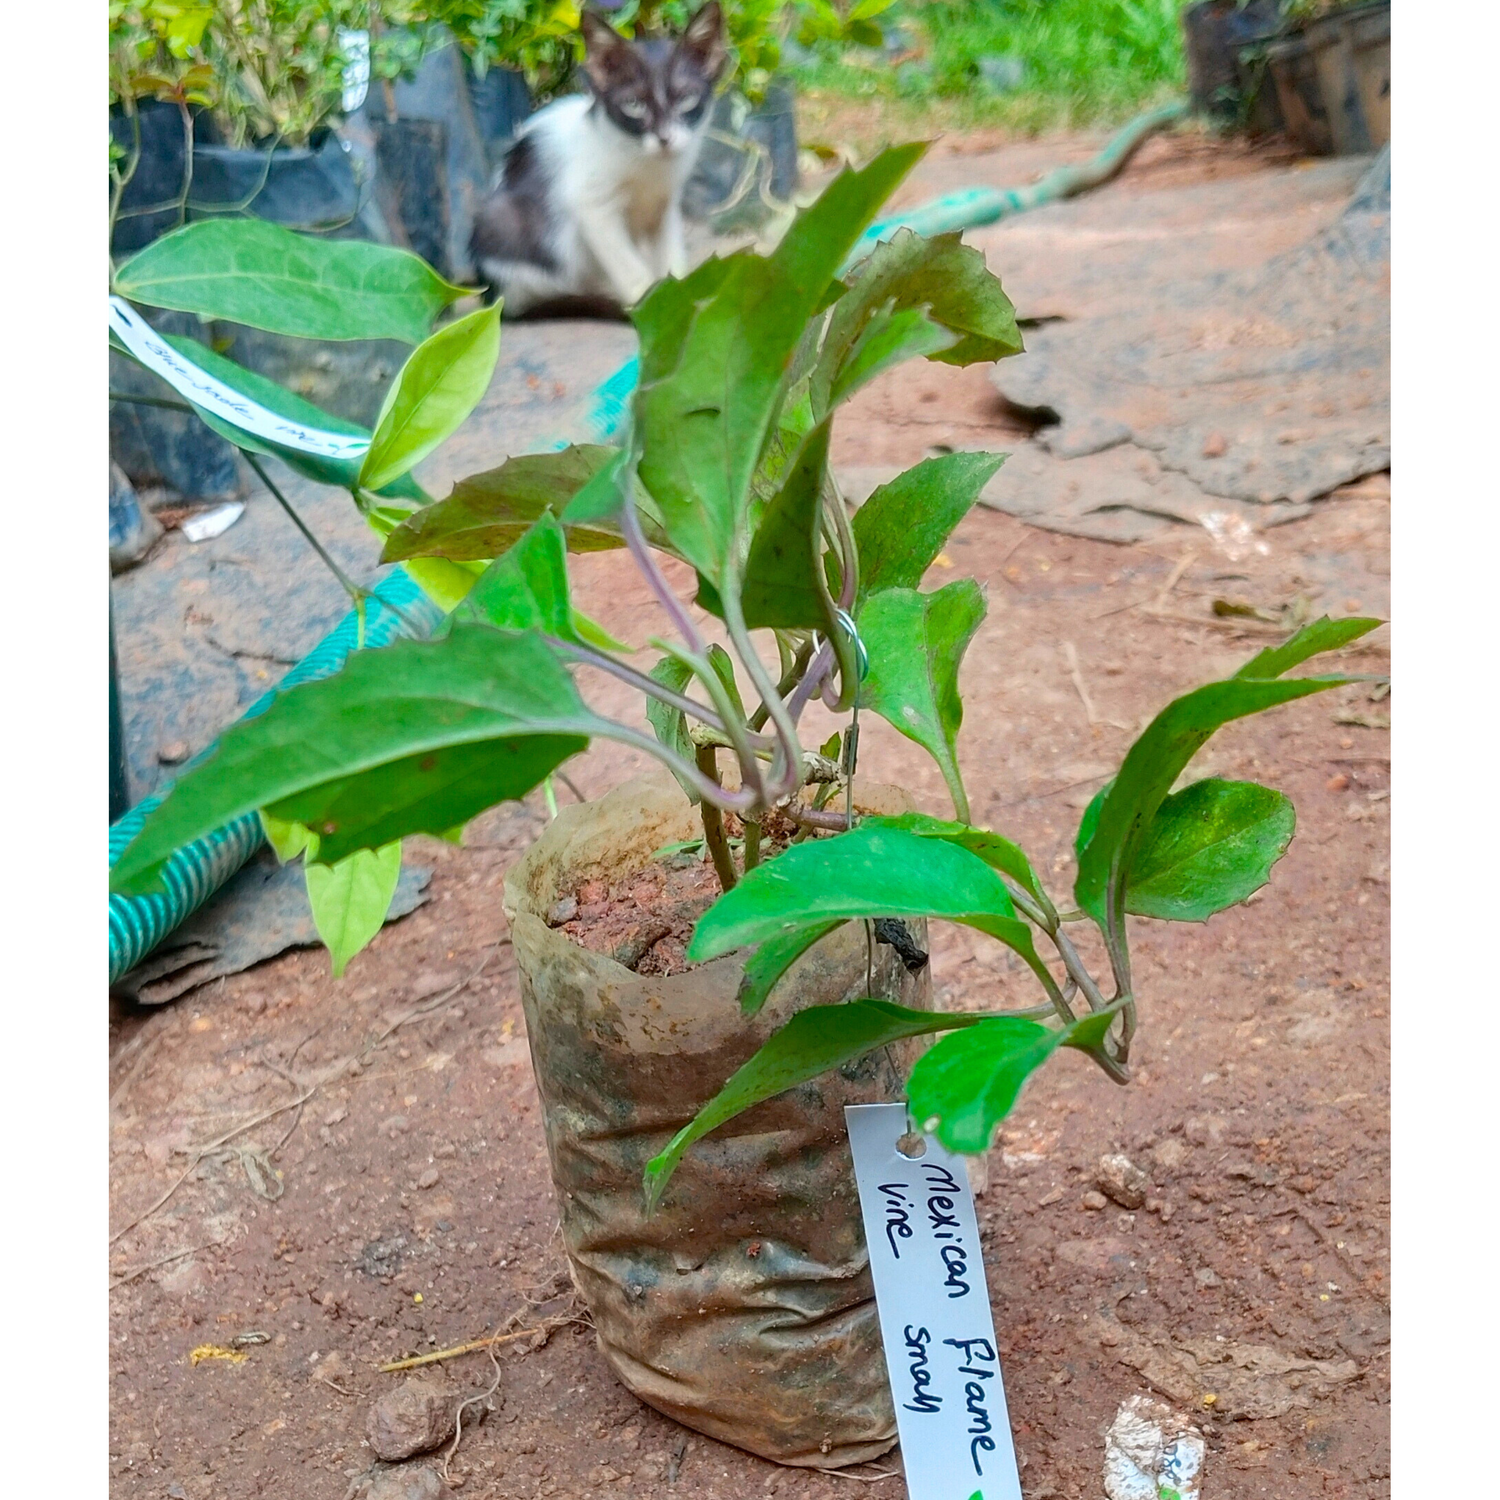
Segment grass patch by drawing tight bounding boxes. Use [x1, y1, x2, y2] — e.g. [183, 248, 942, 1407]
[787, 0, 1191, 134]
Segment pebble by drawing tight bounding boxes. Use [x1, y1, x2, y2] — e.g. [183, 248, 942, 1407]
[157, 740, 191, 765]
[1096, 1152, 1149, 1210]
[1081, 1190, 1108, 1211]
[417, 1167, 441, 1190]
[1326, 773, 1350, 792]
[1200, 431, 1229, 458]
[365, 1378, 457, 1461]
[546, 895, 579, 926]
[349, 1464, 455, 1500]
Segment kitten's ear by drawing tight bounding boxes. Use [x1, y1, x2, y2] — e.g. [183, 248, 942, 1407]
[679, 2, 728, 82]
[580, 10, 637, 91]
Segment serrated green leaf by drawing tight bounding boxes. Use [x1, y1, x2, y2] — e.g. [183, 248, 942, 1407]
[1124, 778, 1295, 922]
[634, 145, 925, 585]
[827, 304, 959, 410]
[858, 580, 985, 823]
[382, 445, 628, 564]
[1235, 615, 1381, 680]
[360, 305, 500, 491]
[849, 452, 1006, 608]
[306, 840, 402, 978]
[109, 626, 600, 890]
[812, 229, 1023, 420]
[644, 998, 985, 1211]
[113, 219, 468, 343]
[741, 419, 832, 630]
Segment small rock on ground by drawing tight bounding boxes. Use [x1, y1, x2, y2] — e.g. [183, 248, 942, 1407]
[1097, 1152, 1149, 1210]
[347, 1465, 455, 1500]
[366, 1378, 456, 1461]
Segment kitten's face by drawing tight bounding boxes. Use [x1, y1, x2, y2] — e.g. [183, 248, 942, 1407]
[580, 3, 728, 156]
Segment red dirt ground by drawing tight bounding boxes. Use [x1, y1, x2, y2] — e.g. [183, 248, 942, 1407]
[109, 129, 1389, 1500]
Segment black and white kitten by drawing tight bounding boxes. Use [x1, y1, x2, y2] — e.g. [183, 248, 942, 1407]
[470, 4, 728, 318]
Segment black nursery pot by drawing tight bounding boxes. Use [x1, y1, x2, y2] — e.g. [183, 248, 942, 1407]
[684, 82, 800, 227]
[187, 130, 363, 232]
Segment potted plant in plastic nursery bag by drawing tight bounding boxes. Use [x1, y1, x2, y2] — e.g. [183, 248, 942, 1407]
[110, 143, 1383, 1467]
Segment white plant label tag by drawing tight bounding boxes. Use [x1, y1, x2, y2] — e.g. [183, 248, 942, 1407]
[845, 1102, 1023, 1500]
[108, 296, 372, 462]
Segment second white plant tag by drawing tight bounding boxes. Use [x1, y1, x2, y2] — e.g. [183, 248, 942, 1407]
[845, 1102, 1023, 1500]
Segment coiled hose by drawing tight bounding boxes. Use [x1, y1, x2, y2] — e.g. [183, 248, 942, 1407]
[108, 102, 1185, 985]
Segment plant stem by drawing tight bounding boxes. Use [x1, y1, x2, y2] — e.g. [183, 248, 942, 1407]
[621, 470, 708, 657]
[785, 804, 854, 832]
[550, 639, 743, 739]
[239, 450, 365, 605]
[721, 585, 804, 804]
[743, 819, 762, 872]
[695, 745, 738, 892]
[750, 637, 814, 732]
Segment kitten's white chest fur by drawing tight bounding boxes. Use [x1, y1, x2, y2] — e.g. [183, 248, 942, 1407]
[478, 96, 703, 314]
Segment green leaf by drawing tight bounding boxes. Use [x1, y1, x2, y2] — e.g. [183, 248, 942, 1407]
[861, 812, 1049, 909]
[812, 229, 1023, 420]
[706, 645, 747, 720]
[645, 655, 699, 804]
[112, 219, 468, 343]
[120, 331, 423, 499]
[1074, 619, 1382, 942]
[906, 1007, 1115, 1154]
[741, 420, 832, 630]
[906, 1017, 1059, 1153]
[455, 513, 577, 642]
[643, 998, 986, 1211]
[827, 304, 959, 410]
[109, 626, 600, 891]
[382, 446, 627, 563]
[402, 557, 489, 614]
[274, 733, 585, 861]
[306, 840, 402, 979]
[858, 580, 985, 823]
[849, 452, 1006, 608]
[688, 822, 1046, 986]
[633, 145, 925, 585]
[572, 607, 634, 654]
[259, 809, 313, 863]
[1124, 778, 1295, 922]
[1234, 615, 1382, 680]
[359, 306, 500, 491]
[737, 921, 843, 1017]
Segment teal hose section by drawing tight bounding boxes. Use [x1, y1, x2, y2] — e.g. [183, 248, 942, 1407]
[844, 102, 1187, 269]
[108, 568, 445, 984]
[109, 103, 1182, 985]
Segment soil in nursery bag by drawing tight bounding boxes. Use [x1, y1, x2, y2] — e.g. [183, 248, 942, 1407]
[505, 775, 931, 1468]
